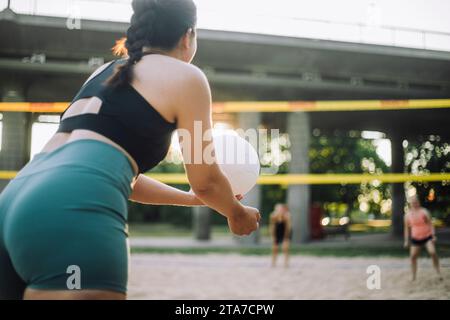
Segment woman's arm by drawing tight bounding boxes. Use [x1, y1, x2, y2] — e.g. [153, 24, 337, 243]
[175, 68, 240, 215]
[284, 214, 292, 241]
[129, 174, 200, 206]
[174, 66, 260, 236]
[404, 214, 410, 248]
[129, 174, 243, 206]
[269, 214, 275, 241]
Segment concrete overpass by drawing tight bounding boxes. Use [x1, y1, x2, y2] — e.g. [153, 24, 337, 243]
[1, 8, 450, 101]
[1, 8, 449, 242]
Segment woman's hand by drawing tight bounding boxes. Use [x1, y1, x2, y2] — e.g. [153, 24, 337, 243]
[227, 206, 261, 236]
[403, 240, 409, 248]
[432, 235, 437, 243]
[189, 189, 243, 206]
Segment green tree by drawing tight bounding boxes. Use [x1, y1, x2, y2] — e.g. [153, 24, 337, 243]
[405, 135, 450, 224]
[309, 130, 390, 219]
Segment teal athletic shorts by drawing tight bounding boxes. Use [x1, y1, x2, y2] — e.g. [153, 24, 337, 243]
[0, 139, 134, 299]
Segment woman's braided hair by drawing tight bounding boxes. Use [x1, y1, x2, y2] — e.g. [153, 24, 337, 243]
[108, 0, 197, 87]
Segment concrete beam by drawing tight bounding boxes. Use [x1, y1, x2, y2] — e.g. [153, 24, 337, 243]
[198, 29, 450, 61]
[0, 9, 128, 33]
[2, 11, 450, 61]
[0, 58, 444, 97]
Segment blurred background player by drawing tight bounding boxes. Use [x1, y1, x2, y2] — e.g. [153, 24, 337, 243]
[404, 195, 442, 281]
[270, 203, 292, 268]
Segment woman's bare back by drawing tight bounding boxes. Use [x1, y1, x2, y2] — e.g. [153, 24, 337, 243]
[39, 54, 195, 175]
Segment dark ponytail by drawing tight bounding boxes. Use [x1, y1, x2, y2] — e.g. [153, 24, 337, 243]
[107, 0, 197, 87]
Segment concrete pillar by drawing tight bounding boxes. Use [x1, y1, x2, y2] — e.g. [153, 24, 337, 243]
[287, 112, 311, 243]
[0, 87, 31, 191]
[193, 206, 211, 241]
[235, 112, 261, 245]
[390, 133, 406, 238]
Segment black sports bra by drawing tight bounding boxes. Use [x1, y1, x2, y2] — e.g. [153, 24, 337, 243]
[57, 59, 177, 174]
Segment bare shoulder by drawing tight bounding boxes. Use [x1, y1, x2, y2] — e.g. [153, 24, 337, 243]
[133, 56, 211, 118]
[139, 56, 210, 102]
[422, 208, 431, 217]
[175, 60, 205, 78]
[173, 62, 209, 88]
[139, 55, 207, 85]
[163, 61, 211, 109]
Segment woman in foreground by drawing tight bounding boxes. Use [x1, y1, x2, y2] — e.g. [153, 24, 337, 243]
[0, 0, 260, 300]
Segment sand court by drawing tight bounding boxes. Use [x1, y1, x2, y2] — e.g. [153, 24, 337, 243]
[128, 254, 450, 300]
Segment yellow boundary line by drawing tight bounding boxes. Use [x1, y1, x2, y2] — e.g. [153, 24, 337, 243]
[0, 102, 68, 113]
[0, 99, 449, 113]
[214, 99, 450, 113]
[1, 172, 448, 184]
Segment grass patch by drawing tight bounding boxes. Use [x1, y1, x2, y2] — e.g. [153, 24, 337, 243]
[129, 223, 192, 237]
[129, 223, 270, 238]
[129, 223, 397, 238]
[131, 244, 450, 258]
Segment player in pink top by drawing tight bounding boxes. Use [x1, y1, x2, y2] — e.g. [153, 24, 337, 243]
[403, 195, 442, 281]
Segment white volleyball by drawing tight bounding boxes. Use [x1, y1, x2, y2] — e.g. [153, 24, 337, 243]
[213, 131, 260, 195]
